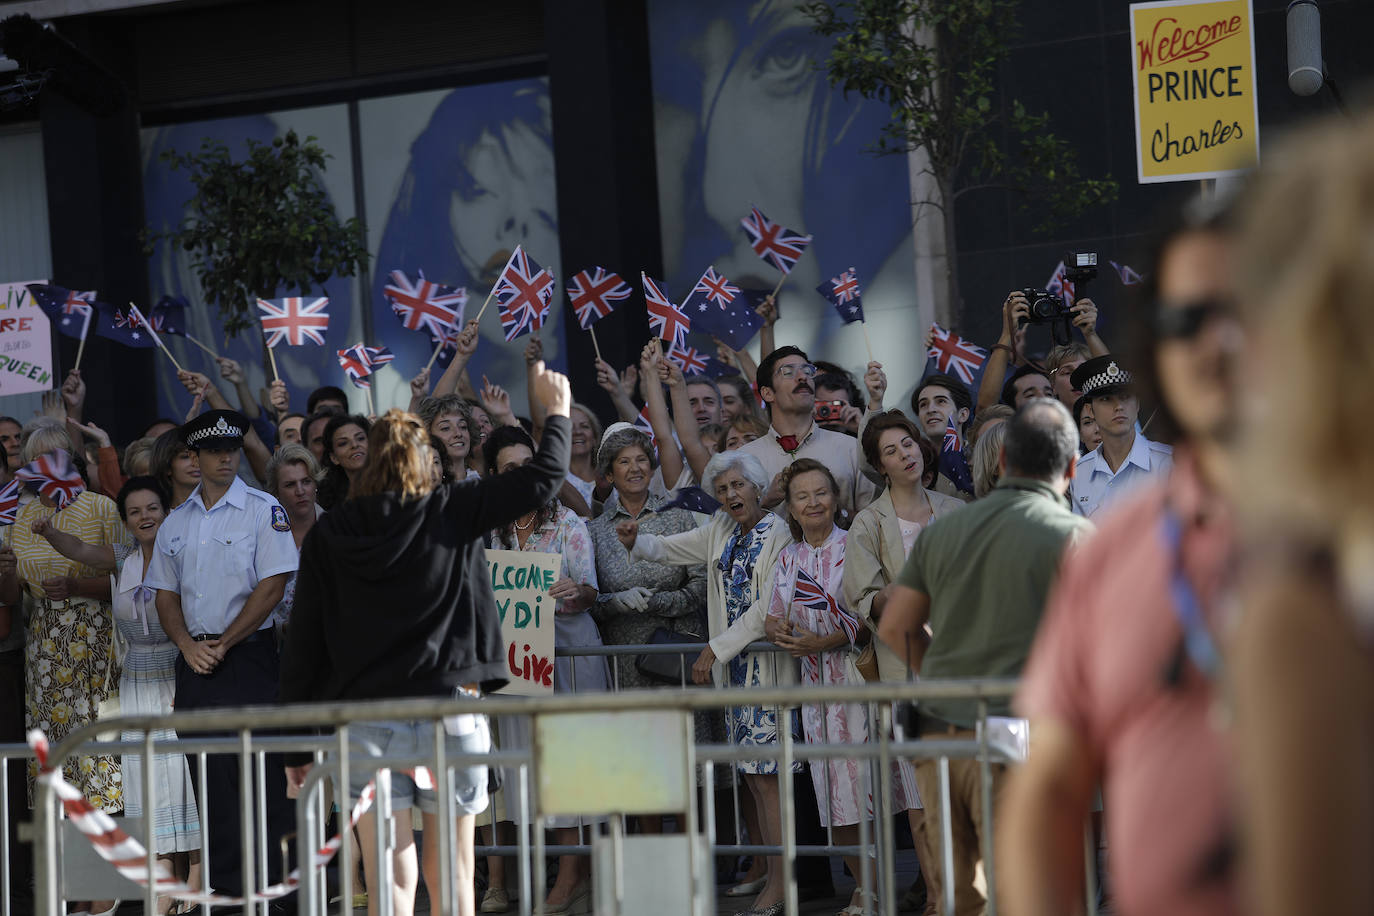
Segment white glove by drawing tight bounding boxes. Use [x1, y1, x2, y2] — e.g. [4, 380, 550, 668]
[606, 586, 653, 614]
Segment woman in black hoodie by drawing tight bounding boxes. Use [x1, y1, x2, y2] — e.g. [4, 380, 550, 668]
[281, 362, 572, 916]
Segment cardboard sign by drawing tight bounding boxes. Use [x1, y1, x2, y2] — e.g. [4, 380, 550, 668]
[488, 548, 559, 696]
[1130, 0, 1259, 183]
[0, 280, 56, 398]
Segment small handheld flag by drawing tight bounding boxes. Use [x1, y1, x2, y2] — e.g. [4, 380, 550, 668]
[569, 267, 632, 330]
[257, 297, 331, 348]
[642, 274, 691, 348]
[661, 485, 722, 516]
[337, 344, 394, 389]
[739, 206, 812, 276]
[792, 567, 861, 645]
[384, 270, 467, 338]
[1109, 261, 1143, 285]
[690, 279, 765, 351]
[927, 324, 988, 387]
[939, 414, 975, 496]
[1045, 261, 1075, 306]
[493, 246, 556, 341]
[0, 478, 20, 526]
[15, 450, 86, 510]
[683, 266, 741, 313]
[665, 342, 710, 376]
[95, 303, 154, 349]
[26, 284, 97, 341]
[816, 267, 864, 324]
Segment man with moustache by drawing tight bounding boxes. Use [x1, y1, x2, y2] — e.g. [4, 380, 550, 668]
[1067, 355, 1172, 518]
[740, 346, 876, 522]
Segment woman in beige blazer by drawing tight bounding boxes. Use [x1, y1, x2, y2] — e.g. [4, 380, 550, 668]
[842, 410, 965, 914]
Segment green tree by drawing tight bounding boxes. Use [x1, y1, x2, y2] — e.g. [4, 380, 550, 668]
[802, 0, 1117, 327]
[149, 130, 369, 338]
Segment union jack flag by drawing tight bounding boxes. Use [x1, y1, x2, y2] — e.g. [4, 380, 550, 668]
[337, 344, 394, 389]
[1109, 260, 1143, 285]
[666, 342, 710, 376]
[633, 406, 657, 446]
[258, 297, 331, 348]
[927, 324, 988, 387]
[15, 450, 86, 510]
[1045, 261, 1075, 305]
[692, 267, 740, 309]
[816, 267, 865, 324]
[568, 267, 631, 330]
[642, 274, 691, 348]
[0, 478, 20, 526]
[430, 320, 461, 363]
[792, 567, 860, 645]
[493, 246, 556, 342]
[384, 270, 467, 338]
[739, 206, 812, 275]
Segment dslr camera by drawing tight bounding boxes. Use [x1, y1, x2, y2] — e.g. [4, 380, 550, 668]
[1018, 251, 1098, 346]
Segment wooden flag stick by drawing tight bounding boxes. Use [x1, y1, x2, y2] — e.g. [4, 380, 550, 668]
[860, 321, 875, 362]
[423, 337, 445, 374]
[183, 333, 220, 359]
[365, 384, 376, 418]
[131, 302, 184, 374]
[472, 283, 499, 325]
[769, 271, 787, 300]
[589, 325, 603, 363]
[266, 345, 279, 383]
[73, 311, 92, 373]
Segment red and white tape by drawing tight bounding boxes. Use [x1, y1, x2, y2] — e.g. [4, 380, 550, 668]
[28, 729, 430, 906]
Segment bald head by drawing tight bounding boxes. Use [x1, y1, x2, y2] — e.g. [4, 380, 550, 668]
[1003, 399, 1079, 486]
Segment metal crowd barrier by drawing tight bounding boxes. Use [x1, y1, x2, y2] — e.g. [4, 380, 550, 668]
[14, 643, 1063, 916]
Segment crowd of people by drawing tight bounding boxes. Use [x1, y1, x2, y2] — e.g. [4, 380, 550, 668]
[1, 110, 1371, 916]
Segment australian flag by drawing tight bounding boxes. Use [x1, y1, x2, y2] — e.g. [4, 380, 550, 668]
[690, 281, 765, 352]
[816, 267, 864, 324]
[26, 284, 99, 340]
[95, 302, 155, 348]
[149, 295, 187, 336]
[661, 485, 722, 516]
[939, 414, 975, 496]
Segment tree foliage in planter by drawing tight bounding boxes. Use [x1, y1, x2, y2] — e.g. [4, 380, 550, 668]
[148, 130, 369, 336]
[801, 0, 1118, 326]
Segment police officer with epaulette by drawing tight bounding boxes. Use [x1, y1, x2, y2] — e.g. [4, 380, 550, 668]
[1068, 355, 1174, 518]
[148, 409, 299, 900]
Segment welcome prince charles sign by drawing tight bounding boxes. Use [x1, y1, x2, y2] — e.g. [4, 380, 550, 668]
[1129, 0, 1260, 183]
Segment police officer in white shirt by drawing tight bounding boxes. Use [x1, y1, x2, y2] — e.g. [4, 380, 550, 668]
[148, 409, 299, 898]
[1068, 356, 1173, 518]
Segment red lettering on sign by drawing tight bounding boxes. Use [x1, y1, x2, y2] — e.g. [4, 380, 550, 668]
[1138, 15, 1243, 70]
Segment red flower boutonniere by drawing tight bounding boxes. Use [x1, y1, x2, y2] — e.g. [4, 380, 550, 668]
[777, 435, 800, 453]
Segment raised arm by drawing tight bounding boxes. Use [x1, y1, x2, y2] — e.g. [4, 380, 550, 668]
[31, 517, 116, 570]
[636, 340, 685, 487]
[978, 292, 1029, 410]
[594, 356, 640, 425]
[662, 358, 712, 481]
[457, 362, 573, 538]
[756, 294, 778, 358]
[432, 320, 481, 398]
[1070, 297, 1109, 357]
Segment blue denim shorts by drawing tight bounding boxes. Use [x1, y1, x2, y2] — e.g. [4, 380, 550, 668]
[346, 714, 491, 816]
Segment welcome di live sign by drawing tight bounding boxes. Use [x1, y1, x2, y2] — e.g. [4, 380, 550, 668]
[1130, 0, 1260, 184]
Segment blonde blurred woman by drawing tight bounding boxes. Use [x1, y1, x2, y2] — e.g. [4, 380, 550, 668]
[1230, 114, 1374, 916]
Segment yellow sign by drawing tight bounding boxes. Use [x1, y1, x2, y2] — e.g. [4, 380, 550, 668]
[1130, 0, 1259, 183]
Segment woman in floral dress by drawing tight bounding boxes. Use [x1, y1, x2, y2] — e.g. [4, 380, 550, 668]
[765, 459, 876, 916]
[10, 431, 127, 810]
[617, 450, 795, 916]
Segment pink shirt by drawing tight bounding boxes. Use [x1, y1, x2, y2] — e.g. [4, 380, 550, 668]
[1017, 453, 1239, 916]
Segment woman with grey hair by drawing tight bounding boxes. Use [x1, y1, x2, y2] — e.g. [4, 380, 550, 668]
[262, 443, 324, 630]
[616, 449, 796, 916]
[588, 424, 709, 688]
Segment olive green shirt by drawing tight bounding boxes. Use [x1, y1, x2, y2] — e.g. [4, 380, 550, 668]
[897, 476, 1092, 725]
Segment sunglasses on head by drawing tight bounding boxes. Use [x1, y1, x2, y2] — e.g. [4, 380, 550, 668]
[1154, 298, 1234, 340]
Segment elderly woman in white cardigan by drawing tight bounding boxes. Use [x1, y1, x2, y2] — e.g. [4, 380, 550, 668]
[616, 449, 795, 916]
